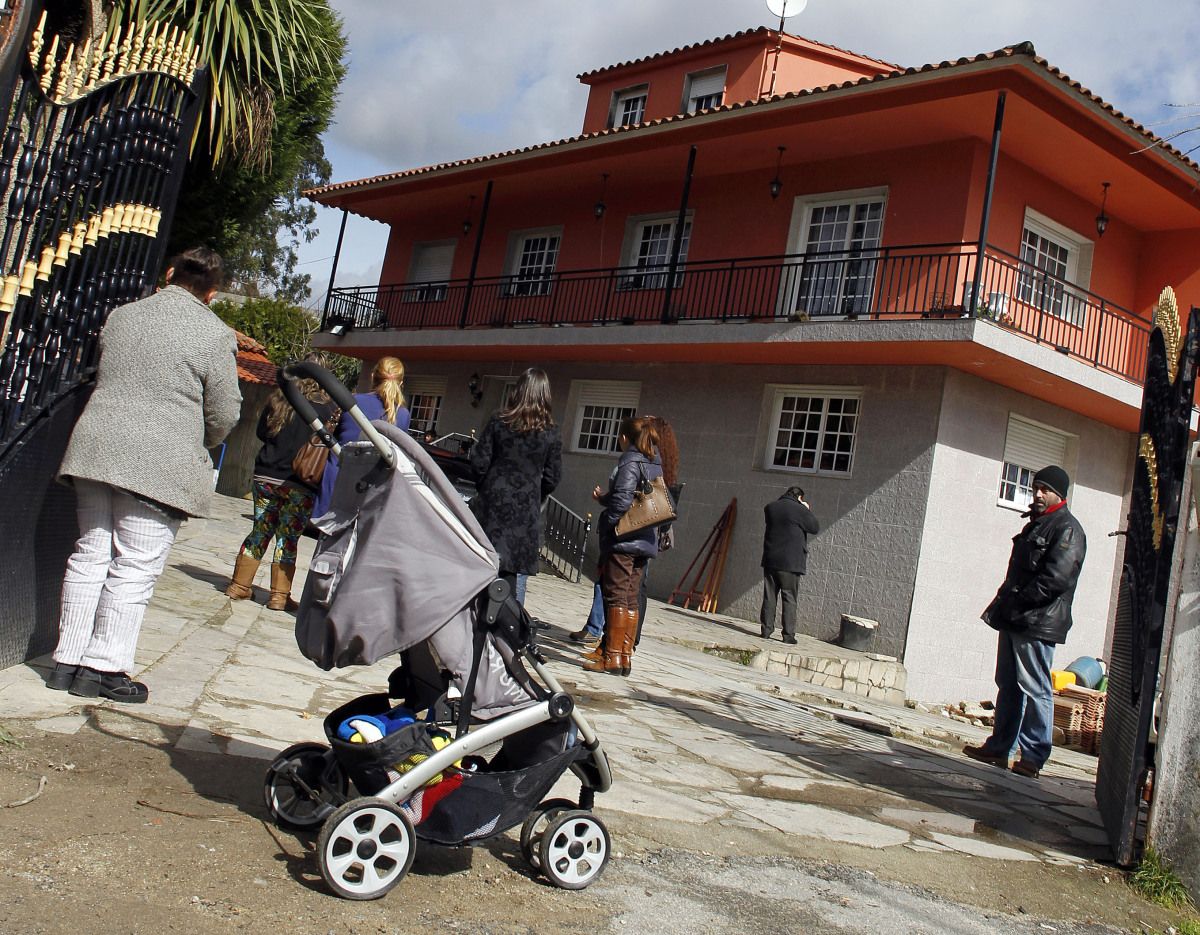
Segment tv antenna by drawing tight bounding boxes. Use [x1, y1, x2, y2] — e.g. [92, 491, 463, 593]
[764, 0, 808, 98]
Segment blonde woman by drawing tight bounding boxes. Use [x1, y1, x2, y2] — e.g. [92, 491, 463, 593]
[311, 356, 411, 519]
[225, 378, 334, 610]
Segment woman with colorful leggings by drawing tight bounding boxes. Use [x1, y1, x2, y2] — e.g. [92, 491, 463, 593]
[225, 379, 334, 610]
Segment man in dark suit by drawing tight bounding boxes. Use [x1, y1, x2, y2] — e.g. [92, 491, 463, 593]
[759, 486, 820, 644]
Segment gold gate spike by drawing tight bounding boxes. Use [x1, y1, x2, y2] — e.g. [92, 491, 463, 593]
[1154, 286, 1181, 384]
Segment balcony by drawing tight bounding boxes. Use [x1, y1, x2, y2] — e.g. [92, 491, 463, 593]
[323, 243, 1151, 384]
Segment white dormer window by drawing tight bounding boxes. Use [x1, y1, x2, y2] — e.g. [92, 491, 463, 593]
[683, 66, 726, 113]
[609, 85, 648, 128]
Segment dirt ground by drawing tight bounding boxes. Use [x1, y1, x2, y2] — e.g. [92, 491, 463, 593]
[0, 717, 1181, 935]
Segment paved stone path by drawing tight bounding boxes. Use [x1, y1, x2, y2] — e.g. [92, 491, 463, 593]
[0, 494, 1111, 868]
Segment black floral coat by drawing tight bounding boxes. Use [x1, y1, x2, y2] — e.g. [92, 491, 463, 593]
[468, 416, 563, 575]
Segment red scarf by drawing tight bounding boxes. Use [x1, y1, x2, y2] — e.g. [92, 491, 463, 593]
[1035, 499, 1067, 517]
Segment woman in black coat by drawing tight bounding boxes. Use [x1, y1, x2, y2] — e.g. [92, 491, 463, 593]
[469, 368, 563, 600]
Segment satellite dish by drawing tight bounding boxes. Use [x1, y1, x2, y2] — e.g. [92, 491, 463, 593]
[766, 0, 807, 19]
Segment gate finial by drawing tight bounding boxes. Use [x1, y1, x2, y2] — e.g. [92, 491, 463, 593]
[1154, 285, 1181, 384]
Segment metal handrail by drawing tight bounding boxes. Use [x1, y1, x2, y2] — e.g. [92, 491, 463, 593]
[323, 241, 1153, 383]
[540, 495, 591, 583]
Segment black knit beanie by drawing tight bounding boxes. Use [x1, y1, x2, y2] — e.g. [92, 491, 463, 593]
[1032, 465, 1070, 499]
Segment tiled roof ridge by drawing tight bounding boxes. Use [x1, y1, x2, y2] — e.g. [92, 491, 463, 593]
[575, 26, 898, 80]
[234, 329, 268, 355]
[308, 42, 1199, 200]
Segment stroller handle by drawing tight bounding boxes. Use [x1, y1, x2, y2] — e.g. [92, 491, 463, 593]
[278, 362, 397, 469]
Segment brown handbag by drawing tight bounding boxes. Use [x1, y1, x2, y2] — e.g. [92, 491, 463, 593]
[615, 470, 677, 538]
[292, 411, 339, 487]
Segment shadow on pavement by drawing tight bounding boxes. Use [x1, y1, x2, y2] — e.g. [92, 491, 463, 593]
[635, 685, 1114, 864]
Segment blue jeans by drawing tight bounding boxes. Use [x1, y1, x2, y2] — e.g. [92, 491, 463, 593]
[983, 630, 1055, 767]
[515, 574, 527, 607]
[585, 581, 604, 637]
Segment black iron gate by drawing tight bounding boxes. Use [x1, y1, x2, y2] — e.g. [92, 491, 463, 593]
[0, 3, 205, 667]
[1096, 290, 1200, 865]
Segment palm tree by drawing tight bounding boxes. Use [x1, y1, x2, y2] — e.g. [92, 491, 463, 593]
[102, 0, 344, 169]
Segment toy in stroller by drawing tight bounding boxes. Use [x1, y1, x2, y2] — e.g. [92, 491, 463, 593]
[263, 363, 612, 900]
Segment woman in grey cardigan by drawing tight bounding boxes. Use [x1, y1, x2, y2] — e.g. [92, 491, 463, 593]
[47, 248, 241, 703]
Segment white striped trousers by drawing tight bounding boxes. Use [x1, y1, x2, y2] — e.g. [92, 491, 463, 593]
[53, 480, 181, 674]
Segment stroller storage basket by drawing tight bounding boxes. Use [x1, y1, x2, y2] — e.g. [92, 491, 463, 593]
[412, 726, 586, 846]
[323, 694, 438, 795]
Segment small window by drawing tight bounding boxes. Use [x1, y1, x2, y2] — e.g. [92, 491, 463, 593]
[406, 375, 447, 435]
[609, 85, 648, 128]
[683, 66, 726, 113]
[998, 414, 1071, 510]
[572, 380, 640, 453]
[1015, 210, 1092, 326]
[505, 230, 561, 297]
[404, 241, 455, 303]
[764, 386, 861, 476]
[620, 214, 692, 289]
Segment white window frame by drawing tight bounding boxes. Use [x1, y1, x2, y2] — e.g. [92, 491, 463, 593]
[404, 240, 456, 303]
[997, 413, 1072, 511]
[1015, 208, 1093, 327]
[571, 380, 641, 454]
[405, 375, 447, 436]
[619, 211, 693, 290]
[763, 385, 863, 477]
[782, 187, 888, 319]
[608, 84, 648, 128]
[682, 66, 726, 113]
[503, 227, 562, 297]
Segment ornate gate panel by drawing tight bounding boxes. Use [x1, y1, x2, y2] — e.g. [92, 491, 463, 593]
[0, 3, 206, 667]
[1096, 289, 1200, 865]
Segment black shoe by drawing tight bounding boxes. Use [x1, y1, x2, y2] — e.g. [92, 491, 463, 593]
[568, 627, 593, 643]
[46, 663, 78, 691]
[68, 667, 149, 704]
[782, 636, 798, 645]
[760, 629, 773, 639]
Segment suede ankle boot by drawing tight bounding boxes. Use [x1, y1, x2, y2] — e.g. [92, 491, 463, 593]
[225, 552, 261, 600]
[267, 562, 298, 611]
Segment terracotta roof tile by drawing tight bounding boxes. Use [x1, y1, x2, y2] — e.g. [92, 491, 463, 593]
[307, 42, 1199, 201]
[233, 329, 275, 385]
[575, 27, 897, 80]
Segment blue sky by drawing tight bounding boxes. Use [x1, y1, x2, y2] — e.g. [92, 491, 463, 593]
[294, 0, 1200, 309]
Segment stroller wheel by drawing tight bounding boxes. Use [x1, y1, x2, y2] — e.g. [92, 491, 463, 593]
[539, 810, 610, 890]
[263, 742, 347, 830]
[318, 798, 416, 900]
[520, 798, 577, 870]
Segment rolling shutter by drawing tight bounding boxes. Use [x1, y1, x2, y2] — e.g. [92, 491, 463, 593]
[1003, 415, 1069, 471]
[577, 381, 640, 409]
[408, 242, 455, 285]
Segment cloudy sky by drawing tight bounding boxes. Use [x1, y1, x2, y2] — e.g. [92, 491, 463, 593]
[295, 0, 1200, 308]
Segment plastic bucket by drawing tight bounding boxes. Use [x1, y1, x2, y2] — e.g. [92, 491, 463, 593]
[1065, 656, 1104, 690]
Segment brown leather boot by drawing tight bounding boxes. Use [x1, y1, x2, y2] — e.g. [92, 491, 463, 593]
[267, 562, 298, 611]
[224, 552, 261, 600]
[583, 608, 626, 674]
[620, 608, 638, 677]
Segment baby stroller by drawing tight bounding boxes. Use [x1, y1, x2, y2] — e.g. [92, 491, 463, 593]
[263, 363, 612, 900]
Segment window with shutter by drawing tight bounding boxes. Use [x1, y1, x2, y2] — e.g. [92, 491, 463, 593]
[998, 414, 1072, 509]
[405, 242, 456, 303]
[683, 67, 726, 113]
[405, 375, 448, 435]
[572, 381, 641, 453]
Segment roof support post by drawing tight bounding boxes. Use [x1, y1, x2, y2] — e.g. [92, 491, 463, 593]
[662, 145, 697, 323]
[460, 180, 493, 329]
[321, 208, 349, 326]
[969, 90, 1006, 319]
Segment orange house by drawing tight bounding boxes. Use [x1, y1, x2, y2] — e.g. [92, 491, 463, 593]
[310, 28, 1200, 704]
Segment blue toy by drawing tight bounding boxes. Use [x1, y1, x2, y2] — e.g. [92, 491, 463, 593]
[336, 704, 416, 742]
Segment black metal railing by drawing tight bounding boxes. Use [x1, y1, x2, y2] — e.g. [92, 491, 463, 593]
[540, 495, 591, 583]
[325, 241, 1152, 384]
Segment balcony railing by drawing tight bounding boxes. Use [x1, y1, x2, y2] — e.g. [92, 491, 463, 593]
[324, 242, 1152, 384]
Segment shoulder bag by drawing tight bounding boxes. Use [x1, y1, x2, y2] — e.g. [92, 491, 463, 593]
[292, 410, 340, 487]
[615, 464, 677, 538]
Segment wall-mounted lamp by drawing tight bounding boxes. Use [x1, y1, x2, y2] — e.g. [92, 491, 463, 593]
[769, 145, 786, 200]
[462, 194, 476, 236]
[1095, 182, 1110, 238]
[327, 315, 353, 337]
[594, 172, 609, 220]
[467, 371, 483, 407]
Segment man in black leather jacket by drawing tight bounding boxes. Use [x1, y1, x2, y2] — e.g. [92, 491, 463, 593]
[759, 486, 820, 643]
[963, 465, 1087, 778]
